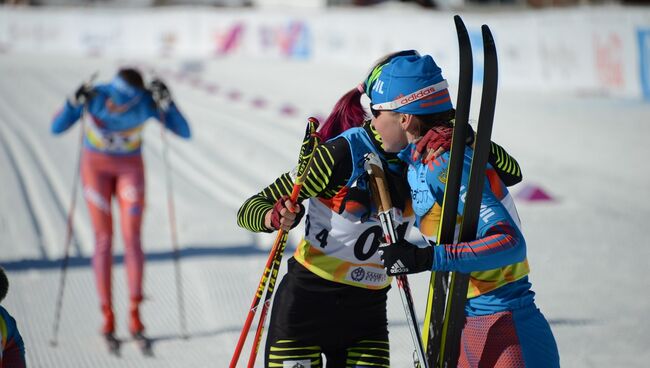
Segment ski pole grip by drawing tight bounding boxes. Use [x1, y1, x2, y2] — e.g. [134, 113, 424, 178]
[295, 117, 321, 179]
[368, 163, 393, 211]
[367, 171, 383, 212]
[289, 117, 321, 204]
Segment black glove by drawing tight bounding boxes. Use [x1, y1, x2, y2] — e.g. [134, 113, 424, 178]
[70, 83, 95, 107]
[150, 78, 172, 110]
[379, 239, 432, 276]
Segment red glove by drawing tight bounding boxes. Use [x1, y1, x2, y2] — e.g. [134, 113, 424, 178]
[270, 195, 305, 232]
[412, 126, 453, 163]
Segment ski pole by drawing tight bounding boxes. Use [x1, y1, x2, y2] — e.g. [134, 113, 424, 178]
[229, 222, 287, 368]
[244, 226, 290, 367]
[245, 124, 320, 367]
[49, 121, 83, 348]
[230, 117, 320, 368]
[364, 152, 428, 368]
[50, 72, 97, 347]
[156, 93, 188, 340]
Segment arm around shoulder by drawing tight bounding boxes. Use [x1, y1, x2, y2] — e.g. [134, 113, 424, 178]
[488, 141, 522, 186]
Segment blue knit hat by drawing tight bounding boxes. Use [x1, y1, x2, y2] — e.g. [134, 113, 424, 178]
[367, 53, 453, 115]
[107, 75, 144, 105]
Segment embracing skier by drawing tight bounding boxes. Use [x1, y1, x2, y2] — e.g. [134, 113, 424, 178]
[369, 51, 560, 367]
[50, 68, 191, 355]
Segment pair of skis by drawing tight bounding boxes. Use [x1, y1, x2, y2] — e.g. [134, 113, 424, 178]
[421, 16, 500, 368]
[230, 117, 321, 368]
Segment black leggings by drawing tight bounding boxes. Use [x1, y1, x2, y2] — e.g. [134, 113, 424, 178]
[265, 259, 390, 368]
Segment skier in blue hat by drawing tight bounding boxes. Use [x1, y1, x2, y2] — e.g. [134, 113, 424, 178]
[370, 53, 560, 368]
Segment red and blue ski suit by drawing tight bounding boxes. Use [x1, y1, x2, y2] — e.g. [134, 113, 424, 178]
[0, 306, 26, 368]
[398, 144, 560, 368]
[51, 76, 190, 318]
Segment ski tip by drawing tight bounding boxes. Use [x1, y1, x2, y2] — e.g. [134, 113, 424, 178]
[453, 15, 467, 32]
[481, 25, 495, 45]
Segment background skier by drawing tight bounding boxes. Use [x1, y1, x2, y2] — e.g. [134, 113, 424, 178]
[50, 68, 191, 351]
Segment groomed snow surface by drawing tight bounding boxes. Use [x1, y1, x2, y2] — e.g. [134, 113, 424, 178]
[1, 54, 649, 367]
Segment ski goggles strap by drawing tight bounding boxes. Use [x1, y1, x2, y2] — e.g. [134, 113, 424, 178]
[371, 79, 449, 111]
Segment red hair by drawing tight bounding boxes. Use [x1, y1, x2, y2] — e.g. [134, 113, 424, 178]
[317, 88, 367, 142]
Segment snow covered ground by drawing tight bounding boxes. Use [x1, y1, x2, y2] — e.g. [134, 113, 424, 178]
[1, 52, 649, 367]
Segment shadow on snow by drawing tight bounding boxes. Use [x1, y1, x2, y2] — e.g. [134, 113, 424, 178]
[0, 244, 276, 272]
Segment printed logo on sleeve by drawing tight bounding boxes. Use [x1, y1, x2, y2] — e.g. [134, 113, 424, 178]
[284, 360, 310, 368]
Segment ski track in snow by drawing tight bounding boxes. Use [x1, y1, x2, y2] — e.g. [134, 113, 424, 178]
[1, 54, 650, 367]
[0, 91, 84, 259]
[0, 123, 46, 258]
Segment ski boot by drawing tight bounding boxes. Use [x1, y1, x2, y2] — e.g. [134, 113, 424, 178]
[130, 303, 153, 357]
[101, 306, 120, 356]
